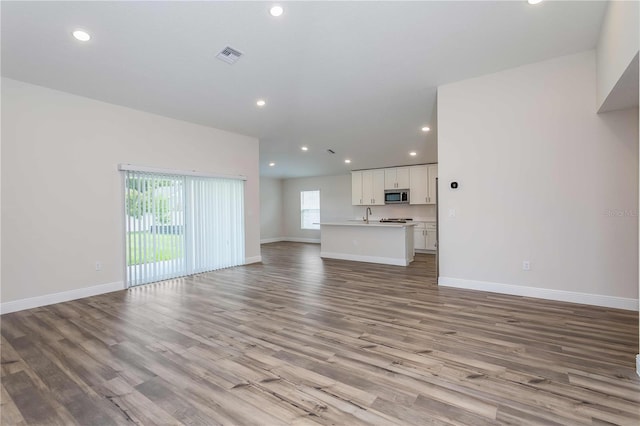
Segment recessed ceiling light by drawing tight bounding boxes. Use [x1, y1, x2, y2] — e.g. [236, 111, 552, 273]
[72, 30, 91, 42]
[269, 5, 284, 17]
[421, 126, 430, 132]
[256, 99, 266, 107]
[345, 159, 351, 164]
[409, 152, 417, 156]
[301, 146, 308, 151]
[269, 162, 275, 167]
[527, 0, 543, 4]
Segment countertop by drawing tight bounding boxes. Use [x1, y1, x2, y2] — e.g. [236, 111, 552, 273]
[320, 221, 417, 228]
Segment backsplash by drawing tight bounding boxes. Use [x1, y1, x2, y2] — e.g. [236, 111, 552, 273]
[349, 204, 436, 221]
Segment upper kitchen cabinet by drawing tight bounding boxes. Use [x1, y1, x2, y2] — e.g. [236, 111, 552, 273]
[427, 164, 438, 204]
[409, 164, 438, 204]
[384, 167, 410, 190]
[363, 169, 385, 205]
[351, 171, 363, 205]
[409, 165, 427, 204]
[352, 169, 385, 205]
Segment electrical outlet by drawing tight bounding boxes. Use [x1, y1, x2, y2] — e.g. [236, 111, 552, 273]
[448, 208, 456, 218]
[522, 260, 530, 271]
[95, 261, 102, 271]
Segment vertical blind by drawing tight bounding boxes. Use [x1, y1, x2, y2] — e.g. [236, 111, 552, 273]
[124, 170, 244, 287]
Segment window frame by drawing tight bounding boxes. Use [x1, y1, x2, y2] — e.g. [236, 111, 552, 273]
[300, 189, 321, 230]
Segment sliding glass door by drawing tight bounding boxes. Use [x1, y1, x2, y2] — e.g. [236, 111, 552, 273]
[189, 177, 244, 274]
[124, 170, 244, 287]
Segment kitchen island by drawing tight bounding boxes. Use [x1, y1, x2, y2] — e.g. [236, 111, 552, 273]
[320, 221, 416, 266]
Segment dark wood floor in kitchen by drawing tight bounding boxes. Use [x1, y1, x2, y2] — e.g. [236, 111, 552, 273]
[1, 241, 639, 425]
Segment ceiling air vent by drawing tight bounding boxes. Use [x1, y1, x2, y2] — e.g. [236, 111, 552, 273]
[216, 46, 243, 64]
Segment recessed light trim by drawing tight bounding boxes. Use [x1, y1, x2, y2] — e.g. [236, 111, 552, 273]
[345, 159, 351, 164]
[527, 0, 543, 4]
[421, 126, 430, 132]
[409, 152, 417, 156]
[301, 146, 308, 151]
[256, 99, 266, 107]
[72, 29, 91, 42]
[269, 5, 284, 17]
[269, 162, 275, 167]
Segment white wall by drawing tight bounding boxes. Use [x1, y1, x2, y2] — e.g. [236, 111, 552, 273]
[438, 51, 638, 310]
[1, 78, 260, 305]
[282, 174, 435, 242]
[260, 177, 283, 242]
[596, 0, 639, 111]
[282, 175, 352, 242]
[595, 0, 640, 370]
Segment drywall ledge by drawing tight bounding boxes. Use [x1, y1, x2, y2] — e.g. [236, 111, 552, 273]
[0, 281, 124, 315]
[596, 0, 639, 110]
[598, 52, 639, 113]
[438, 277, 638, 311]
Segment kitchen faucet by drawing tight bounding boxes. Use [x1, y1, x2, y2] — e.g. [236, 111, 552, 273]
[365, 207, 372, 224]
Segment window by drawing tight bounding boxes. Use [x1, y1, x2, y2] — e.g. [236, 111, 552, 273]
[301, 190, 320, 230]
[123, 169, 245, 287]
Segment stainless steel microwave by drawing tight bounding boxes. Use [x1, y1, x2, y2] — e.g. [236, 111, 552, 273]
[384, 190, 409, 204]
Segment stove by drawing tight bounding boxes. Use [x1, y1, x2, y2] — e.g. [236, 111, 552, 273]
[379, 218, 413, 223]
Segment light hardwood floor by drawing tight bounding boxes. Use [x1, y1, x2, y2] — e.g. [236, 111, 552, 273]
[1, 242, 639, 425]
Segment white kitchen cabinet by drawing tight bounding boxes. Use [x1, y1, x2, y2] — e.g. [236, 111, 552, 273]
[384, 167, 410, 190]
[427, 164, 438, 205]
[414, 222, 437, 251]
[321, 222, 416, 266]
[384, 169, 395, 190]
[409, 164, 438, 204]
[409, 165, 428, 204]
[353, 169, 384, 205]
[426, 229, 437, 250]
[426, 222, 437, 250]
[351, 171, 364, 205]
[362, 169, 385, 205]
[397, 167, 410, 189]
[413, 225, 427, 250]
[356, 164, 431, 206]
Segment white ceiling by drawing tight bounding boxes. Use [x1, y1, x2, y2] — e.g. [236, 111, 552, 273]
[1, 1, 607, 178]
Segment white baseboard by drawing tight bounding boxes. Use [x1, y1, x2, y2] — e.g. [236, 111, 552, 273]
[321, 251, 410, 266]
[260, 237, 284, 244]
[284, 237, 321, 244]
[244, 256, 262, 264]
[0, 281, 125, 315]
[438, 277, 638, 311]
[260, 237, 320, 244]
[637, 354, 640, 377]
